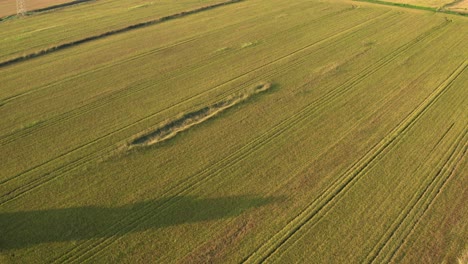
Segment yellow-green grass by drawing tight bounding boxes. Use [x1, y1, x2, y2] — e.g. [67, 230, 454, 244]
[0, 0, 467, 262]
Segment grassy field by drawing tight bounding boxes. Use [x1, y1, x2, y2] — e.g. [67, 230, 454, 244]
[0, 0, 467, 263]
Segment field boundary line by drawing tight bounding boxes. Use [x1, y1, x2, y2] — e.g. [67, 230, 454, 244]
[0, 0, 246, 69]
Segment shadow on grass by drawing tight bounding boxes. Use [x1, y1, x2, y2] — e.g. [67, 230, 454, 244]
[0, 195, 282, 250]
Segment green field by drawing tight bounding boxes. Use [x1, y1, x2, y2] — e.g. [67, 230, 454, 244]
[0, 0, 467, 263]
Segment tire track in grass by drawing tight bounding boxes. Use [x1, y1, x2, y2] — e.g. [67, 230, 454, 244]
[0, 9, 393, 192]
[260, 56, 460, 259]
[365, 66, 466, 263]
[47, 18, 452, 263]
[242, 60, 466, 264]
[0, 0, 246, 69]
[386, 134, 467, 263]
[0, 3, 356, 144]
[368, 126, 467, 264]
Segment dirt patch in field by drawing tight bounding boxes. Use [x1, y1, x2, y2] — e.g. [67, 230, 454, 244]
[129, 82, 272, 148]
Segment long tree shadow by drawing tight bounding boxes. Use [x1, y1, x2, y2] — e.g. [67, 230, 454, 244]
[0, 195, 281, 250]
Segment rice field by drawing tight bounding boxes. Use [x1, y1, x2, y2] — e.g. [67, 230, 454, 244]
[0, 0, 467, 263]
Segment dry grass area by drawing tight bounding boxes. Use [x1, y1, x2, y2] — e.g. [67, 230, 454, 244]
[448, 0, 468, 13]
[0, 0, 76, 17]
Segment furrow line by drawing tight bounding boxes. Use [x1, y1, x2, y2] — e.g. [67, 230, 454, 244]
[242, 60, 466, 263]
[363, 122, 457, 262]
[386, 137, 467, 263]
[255, 63, 458, 262]
[369, 127, 467, 264]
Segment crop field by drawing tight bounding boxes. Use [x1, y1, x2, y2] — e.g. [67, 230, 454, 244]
[0, 0, 467, 263]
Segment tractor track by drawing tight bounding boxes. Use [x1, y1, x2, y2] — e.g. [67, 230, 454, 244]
[241, 60, 466, 263]
[368, 126, 467, 264]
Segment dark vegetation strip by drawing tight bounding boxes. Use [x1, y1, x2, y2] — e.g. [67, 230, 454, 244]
[0, 0, 245, 68]
[31, 0, 95, 13]
[0, 0, 95, 22]
[354, 0, 468, 16]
